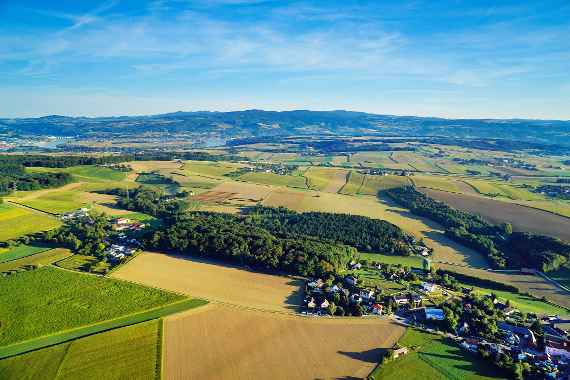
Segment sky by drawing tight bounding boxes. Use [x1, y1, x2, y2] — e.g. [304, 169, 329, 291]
[1, 0, 569, 119]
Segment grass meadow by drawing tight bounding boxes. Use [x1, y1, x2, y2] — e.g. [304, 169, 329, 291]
[0, 266, 182, 346]
[0, 248, 72, 273]
[0, 244, 51, 263]
[372, 329, 505, 380]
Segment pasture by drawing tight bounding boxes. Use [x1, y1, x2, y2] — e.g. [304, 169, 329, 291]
[374, 328, 503, 380]
[0, 320, 160, 380]
[28, 165, 127, 183]
[0, 248, 72, 273]
[0, 244, 50, 263]
[163, 305, 405, 380]
[421, 188, 570, 241]
[358, 252, 424, 269]
[112, 252, 303, 313]
[0, 266, 182, 346]
[55, 254, 111, 274]
[0, 203, 61, 241]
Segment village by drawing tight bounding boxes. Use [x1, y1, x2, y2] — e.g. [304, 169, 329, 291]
[302, 258, 570, 379]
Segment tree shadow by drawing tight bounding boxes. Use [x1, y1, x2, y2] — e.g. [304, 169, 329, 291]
[337, 347, 387, 364]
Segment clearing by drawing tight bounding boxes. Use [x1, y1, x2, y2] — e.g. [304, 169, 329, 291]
[163, 305, 405, 380]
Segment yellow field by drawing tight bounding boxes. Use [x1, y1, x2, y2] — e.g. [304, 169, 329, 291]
[163, 305, 405, 380]
[304, 167, 348, 192]
[0, 203, 61, 241]
[180, 161, 244, 179]
[112, 252, 303, 313]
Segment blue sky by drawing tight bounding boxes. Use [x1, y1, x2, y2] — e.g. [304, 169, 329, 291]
[1, 0, 569, 119]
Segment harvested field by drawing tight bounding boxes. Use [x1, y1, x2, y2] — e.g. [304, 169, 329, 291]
[262, 189, 309, 209]
[112, 252, 303, 313]
[421, 188, 570, 241]
[238, 172, 307, 188]
[304, 167, 348, 192]
[194, 191, 237, 202]
[163, 305, 405, 380]
[128, 160, 183, 173]
[212, 181, 272, 199]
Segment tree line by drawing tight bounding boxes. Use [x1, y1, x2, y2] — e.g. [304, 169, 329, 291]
[0, 162, 72, 194]
[385, 186, 570, 271]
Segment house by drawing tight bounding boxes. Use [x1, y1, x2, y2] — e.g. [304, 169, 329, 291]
[308, 279, 325, 289]
[329, 285, 341, 293]
[422, 282, 437, 293]
[351, 262, 362, 270]
[497, 322, 537, 346]
[344, 276, 358, 286]
[411, 294, 422, 308]
[320, 299, 330, 309]
[360, 289, 375, 302]
[372, 304, 383, 315]
[424, 308, 445, 321]
[392, 295, 409, 306]
[306, 298, 316, 309]
[350, 294, 363, 304]
[393, 347, 408, 359]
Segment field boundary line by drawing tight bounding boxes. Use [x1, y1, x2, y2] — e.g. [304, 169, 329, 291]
[157, 318, 164, 380]
[4, 200, 60, 218]
[536, 271, 570, 294]
[0, 298, 208, 360]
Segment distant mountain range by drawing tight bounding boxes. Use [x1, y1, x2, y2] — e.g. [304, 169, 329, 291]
[1, 110, 569, 146]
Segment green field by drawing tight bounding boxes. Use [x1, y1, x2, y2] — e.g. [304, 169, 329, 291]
[0, 266, 182, 346]
[0, 248, 72, 273]
[352, 267, 407, 295]
[469, 286, 568, 315]
[340, 173, 410, 195]
[412, 175, 462, 192]
[0, 244, 51, 263]
[182, 161, 243, 178]
[13, 191, 85, 214]
[28, 165, 127, 183]
[372, 329, 505, 380]
[239, 172, 307, 188]
[358, 253, 424, 269]
[55, 254, 111, 274]
[0, 203, 61, 241]
[0, 320, 160, 380]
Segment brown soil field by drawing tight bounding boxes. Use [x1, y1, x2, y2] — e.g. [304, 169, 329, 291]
[111, 252, 303, 313]
[435, 264, 570, 309]
[194, 191, 237, 202]
[421, 188, 570, 241]
[163, 305, 405, 380]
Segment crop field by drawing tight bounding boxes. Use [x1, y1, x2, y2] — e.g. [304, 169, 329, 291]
[0, 248, 72, 273]
[304, 167, 348, 192]
[128, 160, 183, 174]
[435, 264, 570, 311]
[0, 244, 50, 263]
[548, 264, 570, 289]
[512, 199, 570, 218]
[181, 161, 244, 178]
[198, 181, 273, 204]
[0, 203, 61, 241]
[463, 179, 541, 201]
[163, 305, 405, 380]
[262, 188, 309, 209]
[421, 188, 570, 241]
[374, 328, 503, 380]
[340, 173, 411, 195]
[0, 266, 182, 346]
[0, 320, 160, 380]
[112, 252, 303, 313]
[239, 172, 307, 188]
[411, 175, 464, 193]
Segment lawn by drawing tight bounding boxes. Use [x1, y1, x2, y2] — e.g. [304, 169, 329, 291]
[372, 329, 506, 380]
[0, 248, 72, 273]
[0, 320, 160, 380]
[0, 204, 61, 241]
[0, 266, 183, 346]
[0, 244, 51, 263]
[353, 267, 407, 295]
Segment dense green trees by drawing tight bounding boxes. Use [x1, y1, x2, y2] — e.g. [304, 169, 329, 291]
[148, 212, 356, 276]
[0, 162, 72, 194]
[43, 212, 110, 256]
[243, 206, 413, 254]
